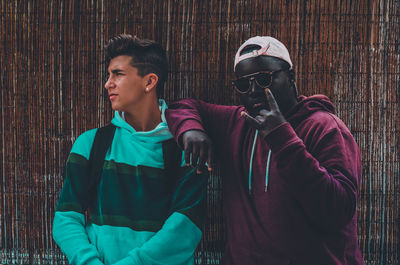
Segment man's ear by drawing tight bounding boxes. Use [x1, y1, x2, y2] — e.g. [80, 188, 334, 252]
[288, 69, 298, 97]
[288, 69, 295, 81]
[144, 73, 159, 93]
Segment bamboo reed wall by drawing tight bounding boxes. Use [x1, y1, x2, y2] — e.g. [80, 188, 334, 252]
[0, 0, 399, 264]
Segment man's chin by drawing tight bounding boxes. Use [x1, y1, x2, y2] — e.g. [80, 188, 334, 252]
[110, 103, 121, 111]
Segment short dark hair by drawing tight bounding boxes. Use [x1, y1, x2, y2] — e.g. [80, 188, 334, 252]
[105, 34, 168, 98]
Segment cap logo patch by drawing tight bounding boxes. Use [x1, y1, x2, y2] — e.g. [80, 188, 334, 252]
[258, 42, 270, 55]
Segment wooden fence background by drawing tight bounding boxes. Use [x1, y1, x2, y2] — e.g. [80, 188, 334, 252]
[1, 0, 399, 264]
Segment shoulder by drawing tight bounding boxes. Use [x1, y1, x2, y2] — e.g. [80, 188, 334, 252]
[296, 110, 355, 147]
[299, 110, 348, 132]
[70, 128, 98, 159]
[308, 111, 351, 135]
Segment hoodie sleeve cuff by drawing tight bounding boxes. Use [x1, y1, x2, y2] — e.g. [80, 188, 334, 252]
[264, 122, 302, 152]
[176, 120, 206, 138]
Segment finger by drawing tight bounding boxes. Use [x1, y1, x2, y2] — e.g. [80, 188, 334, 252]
[184, 142, 192, 166]
[259, 108, 271, 115]
[255, 114, 266, 121]
[241, 111, 261, 128]
[264, 88, 279, 111]
[207, 146, 215, 172]
[191, 145, 200, 167]
[197, 145, 207, 174]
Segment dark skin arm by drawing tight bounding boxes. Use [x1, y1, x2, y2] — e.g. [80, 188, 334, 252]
[181, 88, 283, 173]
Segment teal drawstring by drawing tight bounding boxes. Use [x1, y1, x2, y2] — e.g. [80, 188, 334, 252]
[248, 130, 258, 194]
[248, 130, 272, 194]
[265, 150, 272, 192]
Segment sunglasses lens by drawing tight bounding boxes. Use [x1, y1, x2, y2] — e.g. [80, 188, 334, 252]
[233, 78, 250, 93]
[255, 73, 272, 87]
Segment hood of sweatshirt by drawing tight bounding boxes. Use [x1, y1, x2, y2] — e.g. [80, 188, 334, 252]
[285, 94, 336, 126]
[111, 99, 173, 144]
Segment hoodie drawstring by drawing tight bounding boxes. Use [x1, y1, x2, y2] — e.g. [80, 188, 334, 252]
[248, 131, 258, 194]
[249, 130, 272, 194]
[265, 150, 272, 192]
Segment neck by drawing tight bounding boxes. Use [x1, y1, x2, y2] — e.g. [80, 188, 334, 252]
[124, 97, 162, 132]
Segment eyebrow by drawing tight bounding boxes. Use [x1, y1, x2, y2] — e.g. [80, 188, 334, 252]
[109, 68, 124, 74]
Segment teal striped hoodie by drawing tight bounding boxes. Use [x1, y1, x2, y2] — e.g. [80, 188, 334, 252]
[53, 100, 208, 265]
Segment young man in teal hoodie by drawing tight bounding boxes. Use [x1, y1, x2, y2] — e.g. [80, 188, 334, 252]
[53, 34, 208, 265]
[165, 36, 364, 264]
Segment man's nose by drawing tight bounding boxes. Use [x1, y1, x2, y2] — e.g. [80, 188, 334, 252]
[105, 77, 114, 90]
[249, 78, 257, 94]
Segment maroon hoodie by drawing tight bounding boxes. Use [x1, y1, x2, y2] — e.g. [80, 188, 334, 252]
[165, 95, 364, 265]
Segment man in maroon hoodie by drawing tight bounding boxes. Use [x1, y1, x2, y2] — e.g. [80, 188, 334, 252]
[165, 36, 364, 265]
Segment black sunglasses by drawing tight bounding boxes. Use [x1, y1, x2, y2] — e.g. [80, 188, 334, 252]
[231, 69, 288, 94]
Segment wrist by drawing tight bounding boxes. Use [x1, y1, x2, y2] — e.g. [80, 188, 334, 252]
[260, 119, 287, 138]
[262, 122, 293, 147]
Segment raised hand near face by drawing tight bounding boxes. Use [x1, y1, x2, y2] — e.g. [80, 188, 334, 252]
[241, 88, 287, 138]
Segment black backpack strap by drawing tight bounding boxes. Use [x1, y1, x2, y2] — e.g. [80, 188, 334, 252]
[162, 138, 182, 181]
[87, 124, 116, 209]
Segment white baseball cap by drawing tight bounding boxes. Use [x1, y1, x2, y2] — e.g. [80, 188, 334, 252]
[234, 36, 293, 71]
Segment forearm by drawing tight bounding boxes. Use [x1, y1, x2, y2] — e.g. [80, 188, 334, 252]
[53, 211, 104, 265]
[112, 166, 207, 265]
[166, 99, 238, 145]
[112, 212, 201, 265]
[266, 123, 360, 229]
